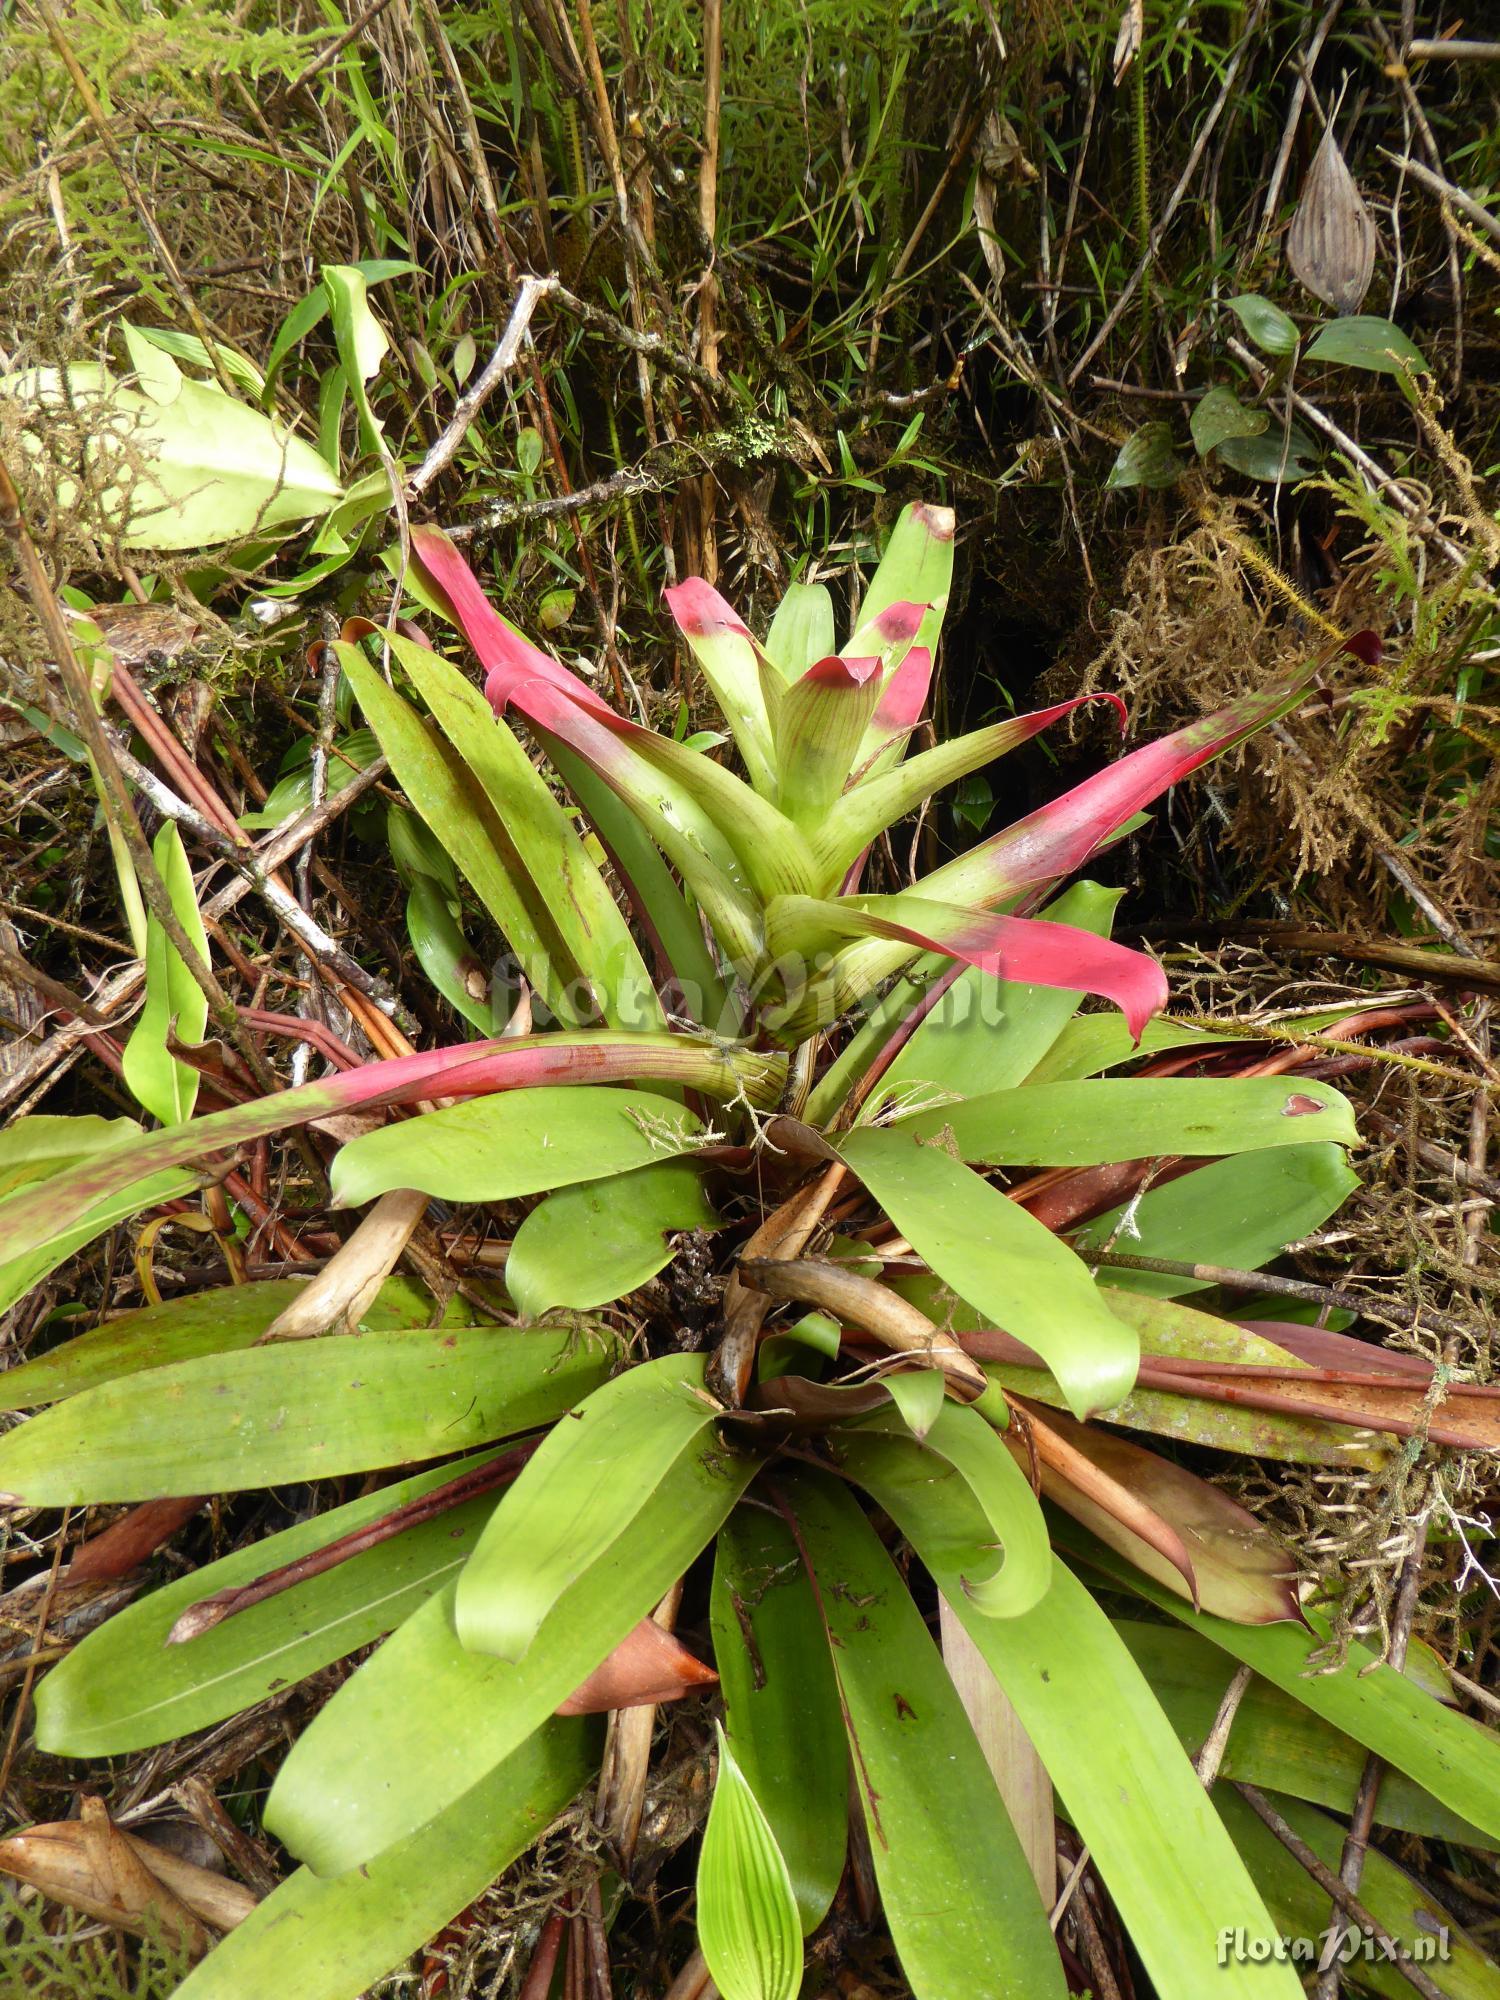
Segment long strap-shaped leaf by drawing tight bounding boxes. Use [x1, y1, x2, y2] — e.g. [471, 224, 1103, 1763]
[525, 675, 817, 909]
[174, 1719, 595, 2000]
[1060, 1522, 1500, 1847]
[814, 693, 1128, 882]
[265, 1411, 759, 1875]
[800, 637, 1375, 1018]
[377, 633, 662, 1029]
[838, 1123, 1139, 1417]
[0, 1031, 786, 1273]
[766, 892, 1168, 1045]
[665, 577, 778, 794]
[455, 1354, 726, 1661]
[845, 1401, 1052, 1618]
[413, 527, 815, 921]
[889, 1076, 1357, 1165]
[782, 1470, 1066, 2000]
[549, 740, 729, 1027]
[843, 1431, 1304, 2000]
[1218, 1789, 1500, 1999]
[341, 643, 591, 1025]
[1115, 1622, 1492, 1846]
[0, 1327, 615, 1504]
[924, 638, 1376, 911]
[711, 1509, 849, 1937]
[0, 1274, 451, 1412]
[875, 880, 1122, 1109]
[37, 1451, 511, 1756]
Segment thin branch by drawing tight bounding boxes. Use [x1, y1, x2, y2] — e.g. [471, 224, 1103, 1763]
[1083, 1248, 1476, 1347]
[408, 281, 553, 498]
[1235, 1784, 1446, 2000]
[105, 736, 394, 1007]
[276, 0, 401, 99]
[1381, 150, 1500, 247]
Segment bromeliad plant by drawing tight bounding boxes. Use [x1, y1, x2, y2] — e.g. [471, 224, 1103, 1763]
[5, 505, 1500, 2000]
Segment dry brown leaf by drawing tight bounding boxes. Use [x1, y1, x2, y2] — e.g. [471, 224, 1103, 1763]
[556, 1616, 717, 1716]
[0, 1797, 254, 1953]
[1112, 0, 1145, 83]
[1010, 1399, 1302, 1624]
[1287, 122, 1376, 314]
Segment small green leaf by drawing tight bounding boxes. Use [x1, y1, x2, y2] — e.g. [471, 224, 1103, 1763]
[126, 323, 265, 397]
[331, 1085, 704, 1207]
[516, 426, 544, 476]
[1226, 294, 1300, 357]
[403, 875, 494, 1032]
[1190, 385, 1268, 458]
[239, 729, 382, 831]
[1215, 421, 1319, 482]
[1106, 422, 1183, 491]
[777, 1311, 841, 1359]
[698, 1725, 804, 2000]
[506, 1159, 716, 1316]
[321, 263, 389, 450]
[883, 1367, 946, 1442]
[452, 330, 477, 384]
[1304, 315, 1431, 376]
[537, 586, 575, 630]
[455, 1355, 741, 1660]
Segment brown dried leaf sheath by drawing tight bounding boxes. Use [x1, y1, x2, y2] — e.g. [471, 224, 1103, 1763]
[1287, 124, 1376, 315]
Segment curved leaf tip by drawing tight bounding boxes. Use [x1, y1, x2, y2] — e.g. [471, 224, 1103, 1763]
[802, 652, 880, 688]
[909, 501, 956, 541]
[1342, 628, 1381, 667]
[664, 578, 753, 640]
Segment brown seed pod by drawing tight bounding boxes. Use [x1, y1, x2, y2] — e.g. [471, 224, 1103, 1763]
[1286, 122, 1377, 315]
